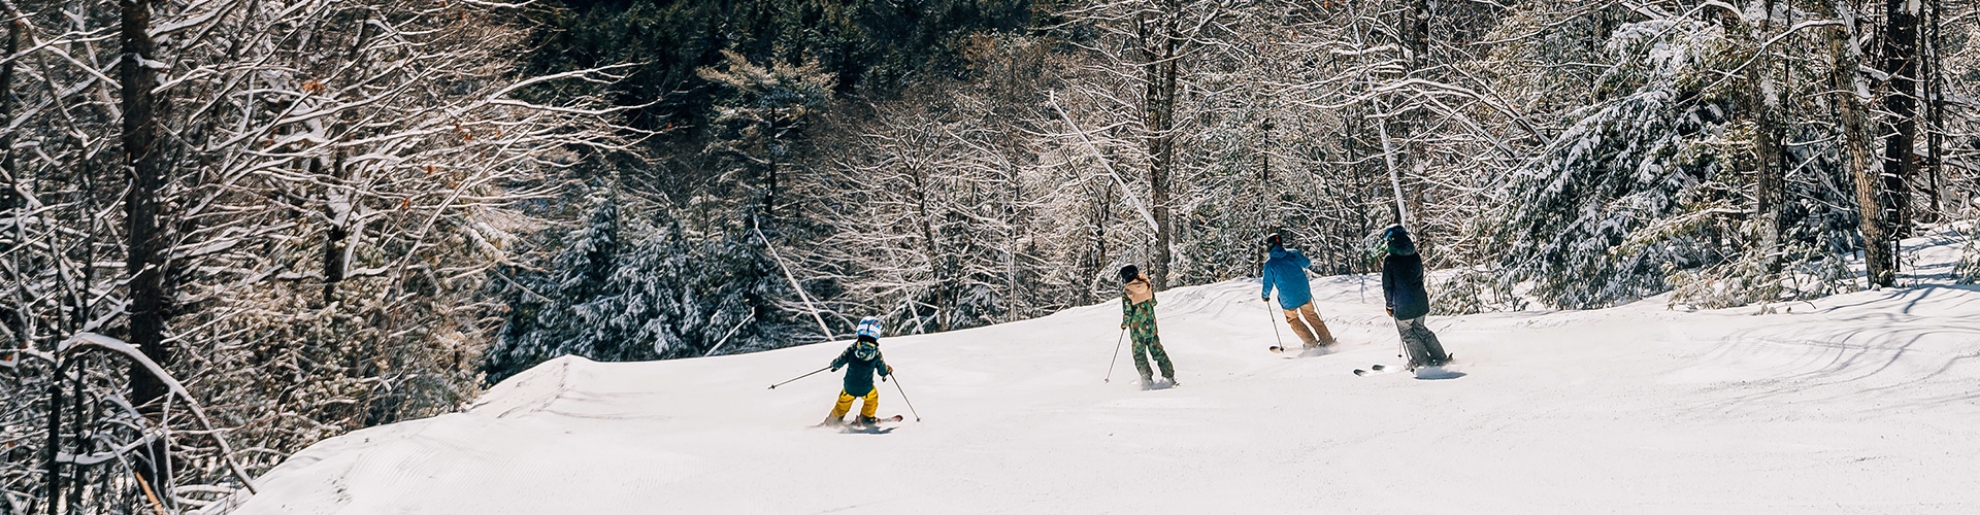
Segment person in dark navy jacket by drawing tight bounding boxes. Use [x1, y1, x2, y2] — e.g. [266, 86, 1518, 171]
[1379, 225, 1449, 369]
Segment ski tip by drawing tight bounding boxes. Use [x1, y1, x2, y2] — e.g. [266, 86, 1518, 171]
[891, 415, 906, 422]
[1352, 369, 1367, 376]
[1371, 364, 1386, 371]
[1268, 346, 1285, 353]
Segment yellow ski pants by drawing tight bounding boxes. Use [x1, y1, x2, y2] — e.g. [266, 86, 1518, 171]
[828, 389, 880, 419]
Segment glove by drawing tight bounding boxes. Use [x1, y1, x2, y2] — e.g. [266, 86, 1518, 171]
[1261, 297, 1271, 303]
[830, 366, 841, 373]
[1385, 307, 1394, 317]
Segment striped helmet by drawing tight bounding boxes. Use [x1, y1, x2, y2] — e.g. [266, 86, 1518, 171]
[855, 316, 883, 340]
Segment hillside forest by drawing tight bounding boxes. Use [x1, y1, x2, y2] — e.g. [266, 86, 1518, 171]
[3, 1, 1977, 513]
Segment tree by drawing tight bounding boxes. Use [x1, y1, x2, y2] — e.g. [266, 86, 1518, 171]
[1828, 0, 1897, 287]
[1061, 0, 1241, 289]
[1, 0, 635, 509]
[699, 50, 835, 223]
[1880, 0, 1921, 237]
[118, 0, 173, 490]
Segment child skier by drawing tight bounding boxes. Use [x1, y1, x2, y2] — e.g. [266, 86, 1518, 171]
[1378, 225, 1450, 370]
[1119, 265, 1176, 387]
[822, 317, 894, 427]
[1260, 233, 1338, 349]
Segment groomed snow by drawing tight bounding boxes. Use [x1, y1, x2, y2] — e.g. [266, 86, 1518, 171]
[227, 247, 1980, 514]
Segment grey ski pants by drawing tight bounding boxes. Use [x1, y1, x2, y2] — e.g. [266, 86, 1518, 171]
[1393, 316, 1449, 368]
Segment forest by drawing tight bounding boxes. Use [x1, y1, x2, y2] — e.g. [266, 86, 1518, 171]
[2, 0, 1976, 512]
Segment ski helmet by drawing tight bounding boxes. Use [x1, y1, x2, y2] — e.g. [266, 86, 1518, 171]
[856, 316, 883, 340]
[1379, 225, 1416, 256]
[1118, 265, 1140, 283]
[1266, 233, 1283, 249]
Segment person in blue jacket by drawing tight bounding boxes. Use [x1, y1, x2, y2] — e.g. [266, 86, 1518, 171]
[822, 317, 893, 427]
[1379, 225, 1449, 369]
[1260, 233, 1337, 348]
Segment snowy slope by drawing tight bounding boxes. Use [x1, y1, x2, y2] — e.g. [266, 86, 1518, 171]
[226, 252, 1980, 514]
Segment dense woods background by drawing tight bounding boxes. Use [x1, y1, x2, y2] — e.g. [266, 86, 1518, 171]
[3, 0, 1977, 512]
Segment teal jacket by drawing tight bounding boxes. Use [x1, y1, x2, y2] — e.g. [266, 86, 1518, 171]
[830, 340, 890, 397]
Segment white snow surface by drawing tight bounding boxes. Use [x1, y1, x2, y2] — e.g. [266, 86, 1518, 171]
[231, 257, 1980, 514]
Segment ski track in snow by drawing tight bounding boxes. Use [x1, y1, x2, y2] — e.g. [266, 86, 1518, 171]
[226, 250, 1980, 514]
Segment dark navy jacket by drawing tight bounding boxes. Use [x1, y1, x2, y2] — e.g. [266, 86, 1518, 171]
[1382, 252, 1430, 320]
[831, 340, 890, 397]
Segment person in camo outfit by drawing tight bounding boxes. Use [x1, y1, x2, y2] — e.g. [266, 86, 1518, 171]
[1119, 265, 1176, 387]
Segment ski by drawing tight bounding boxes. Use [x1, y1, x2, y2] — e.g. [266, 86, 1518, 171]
[1271, 342, 1353, 356]
[816, 414, 906, 430]
[838, 415, 906, 434]
[1353, 355, 1458, 378]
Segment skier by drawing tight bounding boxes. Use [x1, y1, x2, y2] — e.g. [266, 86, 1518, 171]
[1260, 233, 1338, 349]
[1119, 265, 1176, 388]
[822, 316, 894, 427]
[1378, 225, 1450, 369]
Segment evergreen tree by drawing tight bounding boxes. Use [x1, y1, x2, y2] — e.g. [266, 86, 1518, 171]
[484, 194, 787, 384]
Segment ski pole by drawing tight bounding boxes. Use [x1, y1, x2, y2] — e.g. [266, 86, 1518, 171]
[768, 366, 832, 390]
[890, 373, 922, 422]
[1264, 297, 1284, 349]
[1104, 328, 1125, 383]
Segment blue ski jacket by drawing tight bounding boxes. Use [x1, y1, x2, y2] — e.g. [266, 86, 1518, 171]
[1261, 246, 1314, 311]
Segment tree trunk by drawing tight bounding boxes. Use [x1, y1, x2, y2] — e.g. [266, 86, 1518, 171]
[1407, 0, 1430, 69]
[121, 0, 173, 490]
[1141, 5, 1180, 290]
[1, 9, 22, 351]
[1924, 0, 1944, 220]
[1830, 1, 1895, 287]
[43, 362, 62, 515]
[1752, 0, 1787, 270]
[1395, 0, 1431, 247]
[0, 15, 17, 214]
[1879, 0, 1920, 237]
[320, 156, 347, 306]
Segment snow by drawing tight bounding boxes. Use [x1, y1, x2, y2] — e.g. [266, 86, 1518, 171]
[225, 243, 1980, 514]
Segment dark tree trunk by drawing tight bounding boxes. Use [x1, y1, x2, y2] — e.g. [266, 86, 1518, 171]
[1407, 0, 1430, 68]
[1752, 0, 1787, 270]
[0, 14, 17, 214]
[43, 363, 61, 515]
[121, 0, 173, 491]
[321, 156, 346, 306]
[1, 7, 22, 351]
[1924, 0, 1944, 220]
[1879, 0, 1919, 237]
